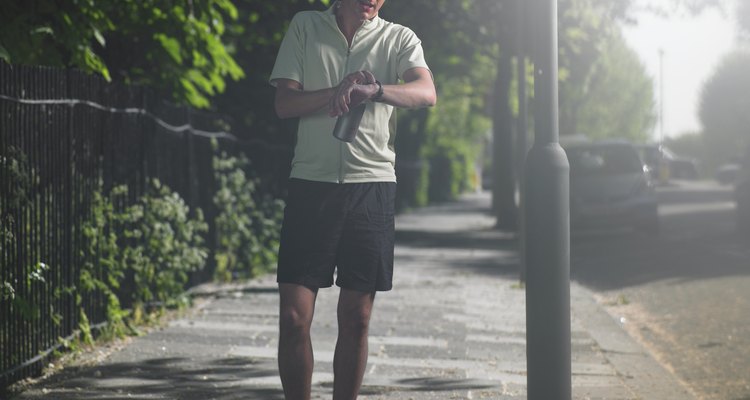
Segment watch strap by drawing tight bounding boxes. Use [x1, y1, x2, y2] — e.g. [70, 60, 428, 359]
[372, 80, 384, 102]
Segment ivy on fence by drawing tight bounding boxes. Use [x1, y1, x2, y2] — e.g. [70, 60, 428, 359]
[2, 103, 286, 390]
[79, 178, 209, 334]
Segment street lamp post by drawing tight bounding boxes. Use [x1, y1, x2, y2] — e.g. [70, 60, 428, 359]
[516, 0, 529, 284]
[524, 0, 571, 398]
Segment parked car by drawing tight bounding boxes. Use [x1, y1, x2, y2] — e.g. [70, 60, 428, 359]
[635, 144, 699, 183]
[566, 141, 659, 233]
[665, 148, 699, 179]
[716, 160, 742, 185]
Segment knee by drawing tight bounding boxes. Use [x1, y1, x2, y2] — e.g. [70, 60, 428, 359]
[338, 309, 371, 336]
[279, 308, 312, 337]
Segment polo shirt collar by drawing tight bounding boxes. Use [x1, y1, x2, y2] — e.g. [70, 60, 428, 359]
[324, 3, 381, 34]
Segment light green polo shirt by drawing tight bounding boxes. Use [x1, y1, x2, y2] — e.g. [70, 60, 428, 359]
[270, 6, 430, 183]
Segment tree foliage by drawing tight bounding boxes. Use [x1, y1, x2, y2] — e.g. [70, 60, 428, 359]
[556, 0, 722, 141]
[665, 132, 706, 174]
[738, 0, 750, 42]
[574, 30, 655, 141]
[381, 0, 497, 153]
[214, 0, 331, 140]
[0, 0, 668, 205]
[558, 0, 649, 138]
[0, 0, 244, 108]
[698, 50, 750, 172]
[379, 0, 497, 205]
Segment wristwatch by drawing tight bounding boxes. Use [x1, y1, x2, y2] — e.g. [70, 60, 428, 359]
[371, 80, 384, 102]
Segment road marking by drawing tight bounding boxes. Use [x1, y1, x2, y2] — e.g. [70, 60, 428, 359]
[369, 336, 448, 348]
[169, 320, 278, 332]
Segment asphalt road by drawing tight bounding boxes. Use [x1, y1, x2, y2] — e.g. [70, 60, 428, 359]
[571, 180, 750, 400]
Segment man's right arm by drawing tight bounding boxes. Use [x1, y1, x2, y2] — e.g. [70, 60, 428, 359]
[274, 79, 335, 119]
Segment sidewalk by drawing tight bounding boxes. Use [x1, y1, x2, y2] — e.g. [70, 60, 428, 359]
[13, 192, 692, 399]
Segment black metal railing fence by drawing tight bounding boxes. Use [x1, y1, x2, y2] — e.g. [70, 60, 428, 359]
[0, 61, 292, 389]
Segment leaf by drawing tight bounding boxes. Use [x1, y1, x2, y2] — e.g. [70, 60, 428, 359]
[31, 26, 55, 35]
[0, 44, 10, 63]
[216, 0, 239, 20]
[92, 26, 106, 47]
[192, 50, 208, 67]
[180, 78, 210, 108]
[154, 34, 183, 64]
[83, 46, 111, 81]
[13, 297, 41, 320]
[62, 12, 73, 27]
[2, 281, 15, 300]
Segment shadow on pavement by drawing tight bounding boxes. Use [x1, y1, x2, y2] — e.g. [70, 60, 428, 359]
[572, 203, 750, 292]
[396, 227, 516, 251]
[12, 356, 284, 400]
[13, 355, 504, 399]
[357, 377, 498, 394]
[396, 226, 521, 280]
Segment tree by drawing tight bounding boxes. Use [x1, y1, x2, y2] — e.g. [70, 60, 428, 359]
[738, 0, 750, 42]
[0, 0, 244, 108]
[698, 50, 750, 173]
[665, 132, 705, 172]
[215, 0, 332, 140]
[574, 30, 655, 142]
[556, 0, 723, 141]
[379, 0, 496, 206]
[558, 0, 634, 137]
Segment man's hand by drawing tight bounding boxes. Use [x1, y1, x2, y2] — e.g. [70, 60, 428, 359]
[329, 70, 378, 117]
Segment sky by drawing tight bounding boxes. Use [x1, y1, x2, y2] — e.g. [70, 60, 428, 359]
[621, 0, 737, 140]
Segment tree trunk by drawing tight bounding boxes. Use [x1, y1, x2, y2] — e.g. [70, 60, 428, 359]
[492, 43, 519, 230]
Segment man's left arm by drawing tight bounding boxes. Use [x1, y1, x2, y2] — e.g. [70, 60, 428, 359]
[328, 67, 436, 116]
[378, 67, 436, 109]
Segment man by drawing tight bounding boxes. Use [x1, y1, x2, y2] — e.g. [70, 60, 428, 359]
[269, 0, 436, 398]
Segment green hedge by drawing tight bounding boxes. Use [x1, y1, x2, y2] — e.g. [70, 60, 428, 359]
[211, 139, 284, 282]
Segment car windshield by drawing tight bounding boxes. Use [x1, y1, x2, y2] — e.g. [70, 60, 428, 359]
[568, 145, 643, 177]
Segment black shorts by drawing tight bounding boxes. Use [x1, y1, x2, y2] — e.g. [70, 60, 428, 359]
[276, 178, 396, 292]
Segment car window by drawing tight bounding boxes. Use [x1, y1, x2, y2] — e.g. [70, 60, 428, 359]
[568, 146, 643, 176]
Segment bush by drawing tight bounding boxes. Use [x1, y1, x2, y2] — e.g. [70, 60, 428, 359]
[118, 180, 208, 307]
[80, 186, 129, 338]
[79, 179, 208, 333]
[1, 146, 34, 309]
[391, 73, 489, 210]
[211, 139, 284, 281]
[427, 143, 474, 203]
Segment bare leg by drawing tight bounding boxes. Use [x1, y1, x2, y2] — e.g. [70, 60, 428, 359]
[333, 288, 376, 400]
[278, 283, 318, 400]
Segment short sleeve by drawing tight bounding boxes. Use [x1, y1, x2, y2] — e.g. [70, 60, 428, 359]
[269, 13, 305, 87]
[396, 28, 430, 80]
